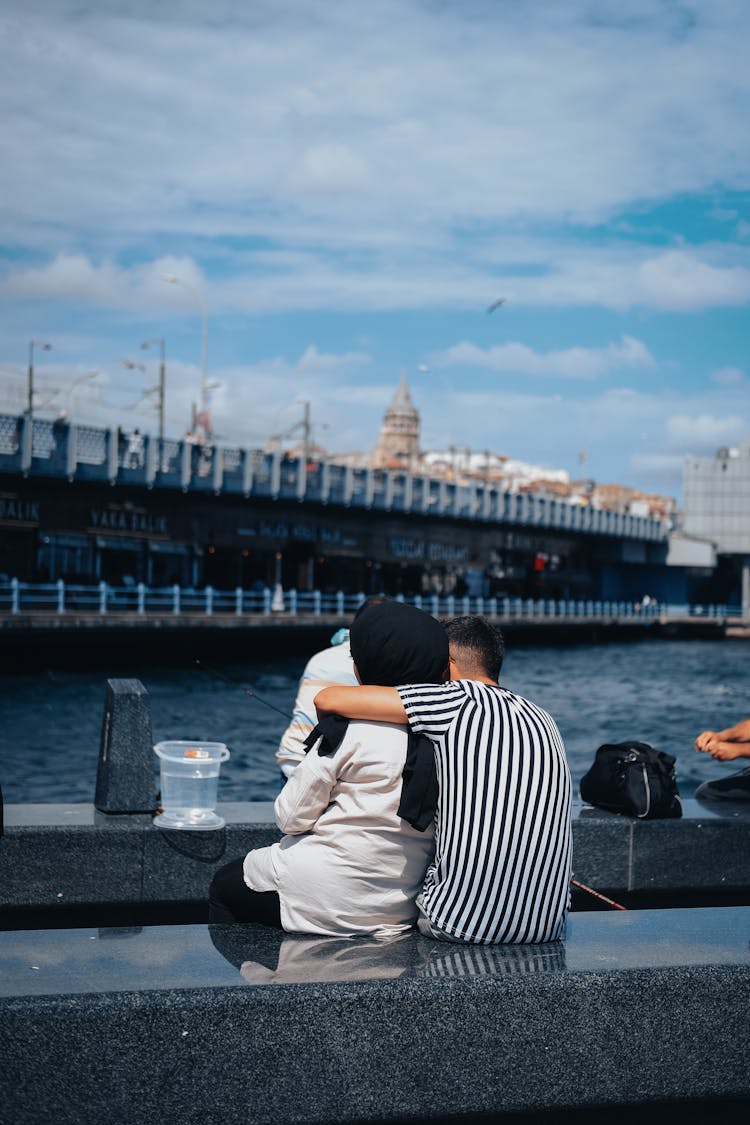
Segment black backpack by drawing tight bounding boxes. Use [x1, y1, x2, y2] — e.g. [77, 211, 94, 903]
[580, 741, 682, 819]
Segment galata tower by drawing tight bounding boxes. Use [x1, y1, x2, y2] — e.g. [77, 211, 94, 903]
[372, 373, 421, 470]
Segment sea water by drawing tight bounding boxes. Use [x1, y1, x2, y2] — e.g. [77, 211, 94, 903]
[0, 638, 746, 804]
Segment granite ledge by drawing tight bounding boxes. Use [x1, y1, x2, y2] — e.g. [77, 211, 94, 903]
[2, 799, 750, 912]
[1, 907, 749, 1124]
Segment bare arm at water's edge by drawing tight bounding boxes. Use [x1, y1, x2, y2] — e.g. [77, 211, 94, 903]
[314, 685, 407, 724]
[695, 717, 750, 760]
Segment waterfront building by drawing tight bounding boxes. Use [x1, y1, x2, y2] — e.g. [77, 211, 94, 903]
[682, 443, 750, 613]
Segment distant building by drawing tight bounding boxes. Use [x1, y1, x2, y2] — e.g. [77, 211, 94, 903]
[422, 450, 570, 492]
[306, 372, 677, 529]
[587, 482, 676, 520]
[682, 443, 750, 612]
[371, 373, 421, 470]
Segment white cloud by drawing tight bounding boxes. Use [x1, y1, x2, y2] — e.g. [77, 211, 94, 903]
[283, 144, 370, 194]
[430, 336, 656, 379]
[4, 255, 125, 305]
[665, 412, 745, 447]
[188, 348, 379, 448]
[711, 366, 745, 385]
[297, 345, 371, 375]
[2, 1, 750, 502]
[1, 1, 750, 262]
[4, 244, 750, 317]
[0, 254, 208, 314]
[637, 251, 750, 310]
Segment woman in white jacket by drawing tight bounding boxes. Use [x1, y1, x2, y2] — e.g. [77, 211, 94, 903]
[209, 600, 448, 936]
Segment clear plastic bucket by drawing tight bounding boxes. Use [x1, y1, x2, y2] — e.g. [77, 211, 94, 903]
[153, 740, 230, 831]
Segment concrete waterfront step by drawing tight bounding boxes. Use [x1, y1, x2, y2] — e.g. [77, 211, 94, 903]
[2, 799, 750, 925]
[1, 907, 749, 1123]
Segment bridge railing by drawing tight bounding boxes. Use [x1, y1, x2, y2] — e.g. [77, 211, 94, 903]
[0, 579, 742, 622]
[0, 412, 670, 542]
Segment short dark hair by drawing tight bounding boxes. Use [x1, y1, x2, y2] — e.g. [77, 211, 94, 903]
[444, 615, 504, 681]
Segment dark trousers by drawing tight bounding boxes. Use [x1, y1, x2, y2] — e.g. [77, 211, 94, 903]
[208, 856, 282, 927]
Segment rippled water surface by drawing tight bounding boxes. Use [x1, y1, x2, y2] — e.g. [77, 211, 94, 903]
[1, 639, 746, 804]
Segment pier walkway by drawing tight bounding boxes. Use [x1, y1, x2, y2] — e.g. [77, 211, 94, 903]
[1, 581, 746, 643]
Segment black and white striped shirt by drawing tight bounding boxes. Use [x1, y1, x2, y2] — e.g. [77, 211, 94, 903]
[398, 680, 572, 944]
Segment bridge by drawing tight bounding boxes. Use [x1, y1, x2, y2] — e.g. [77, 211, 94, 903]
[0, 412, 668, 541]
[1, 412, 713, 615]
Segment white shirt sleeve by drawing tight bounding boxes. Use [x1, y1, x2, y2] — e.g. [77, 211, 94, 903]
[274, 742, 340, 834]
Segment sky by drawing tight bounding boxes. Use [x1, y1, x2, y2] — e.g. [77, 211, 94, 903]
[1, 0, 749, 502]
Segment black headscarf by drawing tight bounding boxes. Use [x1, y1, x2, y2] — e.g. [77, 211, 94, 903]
[303, 601, 448, 831]
[349, 600, 448, 687]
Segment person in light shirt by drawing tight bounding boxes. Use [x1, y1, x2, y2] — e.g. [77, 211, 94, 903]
[275, 627, 358, 778]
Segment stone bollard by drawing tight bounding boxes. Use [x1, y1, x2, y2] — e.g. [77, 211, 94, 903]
[95, 679, 158, 814]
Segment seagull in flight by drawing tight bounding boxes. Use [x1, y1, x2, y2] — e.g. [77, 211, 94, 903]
[486, 297, 507, 313]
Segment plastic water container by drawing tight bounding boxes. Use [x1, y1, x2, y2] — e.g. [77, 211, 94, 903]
[153, 740, 230, 830]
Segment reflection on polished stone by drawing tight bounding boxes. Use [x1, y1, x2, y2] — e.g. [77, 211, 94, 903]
[205, 926, 568, 984]
[419, 940, 566, 978]
[1, 907, 748, 999]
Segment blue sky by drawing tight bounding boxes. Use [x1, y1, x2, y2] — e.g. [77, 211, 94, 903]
[1, 0, 748, 501]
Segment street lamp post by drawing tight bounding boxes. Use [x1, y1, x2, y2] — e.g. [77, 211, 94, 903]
[300, 399, 311, 466]
[27, 340, 52, 423]
[141, 338, 166, 446]
[161, 274, 208, 436]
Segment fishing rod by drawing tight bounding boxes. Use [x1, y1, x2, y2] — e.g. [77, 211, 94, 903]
[194, 659, 293, 720]
[570, 877, 627, 911]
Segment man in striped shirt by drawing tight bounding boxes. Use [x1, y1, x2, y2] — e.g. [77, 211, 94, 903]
[315, 615, 572, 945]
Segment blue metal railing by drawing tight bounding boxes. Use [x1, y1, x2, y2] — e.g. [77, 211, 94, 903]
[0, 412, 670, 543]
[0, 579, 741, 621]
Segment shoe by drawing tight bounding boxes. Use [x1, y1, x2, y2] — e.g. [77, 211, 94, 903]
[695, 766, 750, 800]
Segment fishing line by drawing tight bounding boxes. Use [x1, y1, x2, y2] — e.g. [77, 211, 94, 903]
[194, 659, 293, 720]
[570, 877, 627, 911]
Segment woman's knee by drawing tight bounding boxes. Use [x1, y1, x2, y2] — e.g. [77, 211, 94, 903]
[208, 857, 282, 928]
[209, 857, 247, 918]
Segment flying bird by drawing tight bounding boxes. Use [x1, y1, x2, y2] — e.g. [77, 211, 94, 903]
[486, 297, 507, 313]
